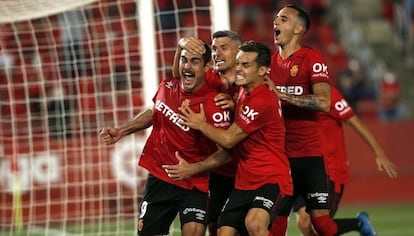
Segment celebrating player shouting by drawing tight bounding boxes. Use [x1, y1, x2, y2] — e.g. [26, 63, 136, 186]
[164, 41, 292, 236]
[100, 40, 231, 236]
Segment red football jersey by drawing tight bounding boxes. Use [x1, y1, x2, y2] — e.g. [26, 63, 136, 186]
[205, 69, 239, 97]
[269, 47, 331, 158]
[205, 70, 239, 178]
[139, 78, 231, 193]
[233, 85, 292, 196]
[319, 87, 354, 187]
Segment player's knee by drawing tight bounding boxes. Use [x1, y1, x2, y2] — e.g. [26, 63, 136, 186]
[181, 222, 206, 236]
[296, 210, 313, 235]
[297, 216, 312, 232]
[245, 218, 268, 236]
[297, 214, 311, 228]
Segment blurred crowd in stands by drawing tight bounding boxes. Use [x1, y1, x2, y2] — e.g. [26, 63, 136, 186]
[0, 0, 412, 139]
[227, 0, 409, 122]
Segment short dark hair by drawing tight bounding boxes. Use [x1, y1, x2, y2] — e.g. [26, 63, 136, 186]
[284, 4, 310, 33]
[201, 41, 212, 65]
[212, 30, 243, 44]
[239, 41, 271, 67]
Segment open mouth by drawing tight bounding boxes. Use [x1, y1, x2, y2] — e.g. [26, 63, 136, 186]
[215, 59, 225, 67]
[274, 29, 281, 37]
[182, 71, 195, 84]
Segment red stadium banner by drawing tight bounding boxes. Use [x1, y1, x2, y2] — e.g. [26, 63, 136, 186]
[0, 136, 148, 225]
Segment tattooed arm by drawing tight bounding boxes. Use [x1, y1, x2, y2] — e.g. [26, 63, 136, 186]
[279, 82, 331, 112]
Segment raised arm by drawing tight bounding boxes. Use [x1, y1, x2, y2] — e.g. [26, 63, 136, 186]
[346, 115, 398, 178]
[100, 107, 153, 145]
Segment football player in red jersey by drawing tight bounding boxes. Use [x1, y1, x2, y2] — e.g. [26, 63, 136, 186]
[100, 40, 232, 236]
[267, 4, 334, 236]
[172, 30, 243, 236]
[164, 41, 292, 236]
[292, 87, 397, 236]
[267, 4, 388, 236]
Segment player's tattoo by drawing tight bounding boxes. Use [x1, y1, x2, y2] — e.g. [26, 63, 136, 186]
[285, 94, 325, 111]
[282, 83, 330, 111]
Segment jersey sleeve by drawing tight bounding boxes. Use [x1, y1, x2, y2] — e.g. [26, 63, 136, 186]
[330, 87, 355, 121]
[308, 49, 332, 85]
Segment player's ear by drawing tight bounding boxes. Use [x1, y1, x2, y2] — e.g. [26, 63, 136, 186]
[258, 66, 268, 77]
[294, 24, 305, 35]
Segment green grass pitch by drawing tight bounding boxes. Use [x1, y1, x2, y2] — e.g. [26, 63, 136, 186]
[175, 204, 414, 236]
[3, 203, 413, 235]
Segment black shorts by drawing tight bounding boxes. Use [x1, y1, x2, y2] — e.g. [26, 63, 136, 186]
[217, 183, 286, 235]
[277, 157, 330, 216]
[137, 174, 208, 236]
[208, 173, 235, 223]
[292, 180, 345, 217]
[292, 196, 306, 212]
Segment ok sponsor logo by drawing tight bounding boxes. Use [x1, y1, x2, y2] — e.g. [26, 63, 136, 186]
[211, 110, 231, 128]
[239, 105, 259, 124]
[242, 105, 258, 121]
[313, 62, 328, 74]
[334, 98, 349, 111]
[334, 98, 352, 115]
[211, 111, 231, 123]
[312, 62, 329, 77]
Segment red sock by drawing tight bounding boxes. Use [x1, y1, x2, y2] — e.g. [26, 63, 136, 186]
[268, 216, 288, 236]
[311, 215, 338, 236]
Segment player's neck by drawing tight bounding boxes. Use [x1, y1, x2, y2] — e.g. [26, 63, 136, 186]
[243, 78, 263, 94]
[278, 40, 302, 59]
[219, 68, 237, 88]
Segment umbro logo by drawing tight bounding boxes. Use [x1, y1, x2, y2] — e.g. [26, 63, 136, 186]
[166, 81, 173, 89]
[308, 192, 329, 204]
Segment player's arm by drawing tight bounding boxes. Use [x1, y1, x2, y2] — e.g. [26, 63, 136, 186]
[179, 103, 247, 149]
[278, 82, 331, 112]
[100, 107, 153, 145]
[346, 115, 398, 178]
[162, 147, 231, 180]
[172, 37, 206, 78]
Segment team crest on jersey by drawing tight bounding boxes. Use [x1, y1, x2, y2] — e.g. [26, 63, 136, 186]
[290, 65, 299, 77]
[137, 219, 144, 231]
